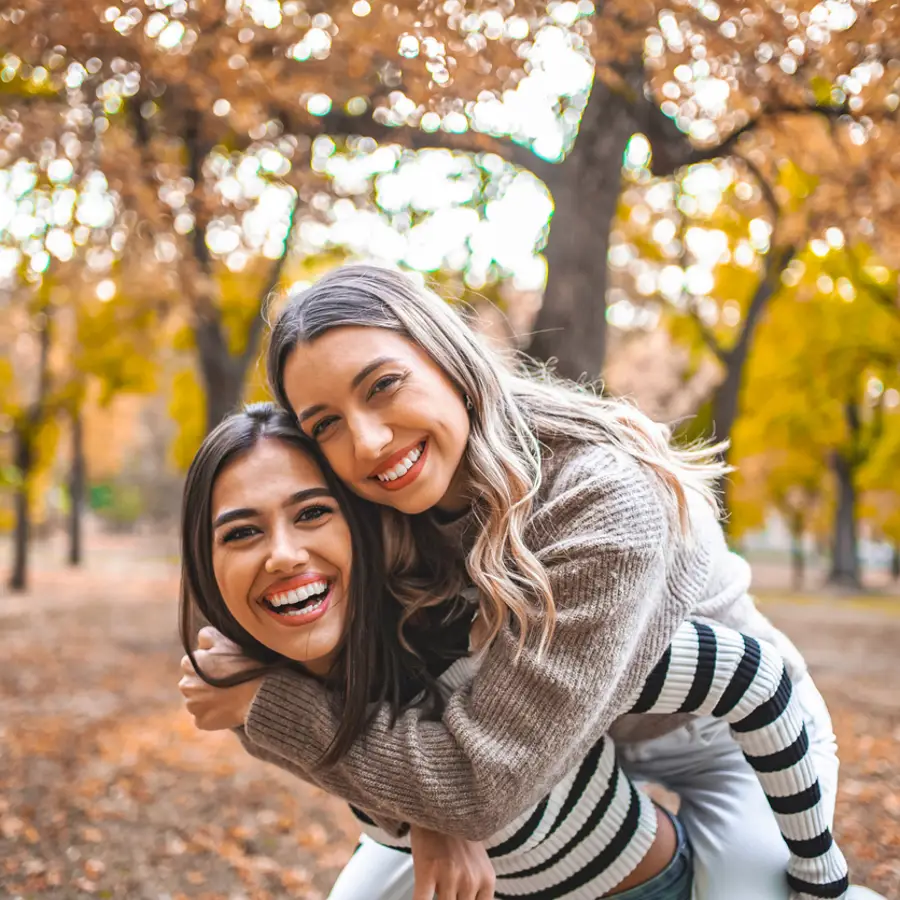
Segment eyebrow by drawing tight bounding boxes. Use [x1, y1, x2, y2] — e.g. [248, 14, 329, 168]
[351, 356, 398, 389]
[296, 356, 399, 423]
[213, 487, 333, 529]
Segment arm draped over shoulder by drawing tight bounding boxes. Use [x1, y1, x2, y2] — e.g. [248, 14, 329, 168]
[239, 444, 711, 838]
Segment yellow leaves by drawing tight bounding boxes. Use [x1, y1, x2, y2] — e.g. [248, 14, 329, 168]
[281, 246, 350, 292]
[218, 265, 277, 359]
[168, 368, 206, 472]
[729, 239, 900, 536]
[712, 260, 757, 306]
[76, 307, 159, 403]
[24, 415, 62, 524]
[0, 357, 15, 415]
[775, 159, 819, 211]
[859, 409, 900, 494]
[810, 76, 838, 108]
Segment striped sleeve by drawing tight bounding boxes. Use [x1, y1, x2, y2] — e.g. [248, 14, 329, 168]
[626, 620, 849, 900]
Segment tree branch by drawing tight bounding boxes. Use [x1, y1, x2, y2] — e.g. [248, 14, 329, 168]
[675, 194, 729, 364]
[650, 100, 897, 176]
[283, 106, 516, 159]
[183, 115, 213, 276]
[734, 152, 779, 217]
[687, 302, 731, 365]
[845, 247, 900, 321]
[241, 192, 301, 368]
[128, 96, 171, 228]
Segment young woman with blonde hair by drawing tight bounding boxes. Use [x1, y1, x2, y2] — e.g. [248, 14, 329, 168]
[181, 404, 847, 900]
[185, 265, 862, 900]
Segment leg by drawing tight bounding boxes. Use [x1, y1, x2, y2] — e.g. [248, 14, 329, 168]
[621, 716, 791, 900]
[327, 834, 416, 900]
[791, 674, 838, 826]
[619, 672, 844, 900]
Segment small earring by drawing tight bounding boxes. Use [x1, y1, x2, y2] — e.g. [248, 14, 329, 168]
[464, 394, 473, 411]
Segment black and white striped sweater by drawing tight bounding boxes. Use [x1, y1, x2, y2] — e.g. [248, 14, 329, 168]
[353, 621, 849, 900]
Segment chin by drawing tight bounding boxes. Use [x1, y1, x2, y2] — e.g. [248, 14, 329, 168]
[388, 490, 443, 516]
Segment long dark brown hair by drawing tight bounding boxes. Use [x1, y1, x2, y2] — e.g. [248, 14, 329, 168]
[179, 402, 438, 765]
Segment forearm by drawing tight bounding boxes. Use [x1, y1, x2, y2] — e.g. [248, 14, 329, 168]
[245, 450, 693, 837]
[626, 621, 849, 900]
[232, 726, 409, 837]
[245, 552, 678, 837]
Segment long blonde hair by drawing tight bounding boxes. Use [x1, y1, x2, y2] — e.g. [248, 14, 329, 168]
[267, 265, 727, 654]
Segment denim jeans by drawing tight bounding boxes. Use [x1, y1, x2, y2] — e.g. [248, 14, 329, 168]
[608, 810, 693, 900]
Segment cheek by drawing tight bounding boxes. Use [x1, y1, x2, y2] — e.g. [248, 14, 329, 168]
[318, 439, 356, 481]
[332, 520, 354, 579]
[212, 552, 252, 621]
[442, 401, 471, 460]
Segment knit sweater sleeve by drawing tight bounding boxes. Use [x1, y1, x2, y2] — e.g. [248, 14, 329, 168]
[626, 620, 849, 900]
[242, 445, 700, 840]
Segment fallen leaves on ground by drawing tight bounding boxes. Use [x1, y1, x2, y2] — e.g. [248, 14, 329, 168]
[1, 560, 898, 898]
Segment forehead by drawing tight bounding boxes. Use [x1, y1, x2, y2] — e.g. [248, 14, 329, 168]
[283, 326, 423, 394]
[211, 439, 325, 512]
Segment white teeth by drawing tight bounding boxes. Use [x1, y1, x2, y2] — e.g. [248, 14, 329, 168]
[377, 444, 423, 482]
[268, 581, 328, 607]
[282, 594, 327, 616]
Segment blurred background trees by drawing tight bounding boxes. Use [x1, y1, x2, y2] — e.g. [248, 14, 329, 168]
[1, 0, 898, 592]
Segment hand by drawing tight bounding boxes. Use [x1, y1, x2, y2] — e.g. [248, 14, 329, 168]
[409, 825, 495, 900]
[178, 627, 263, 731]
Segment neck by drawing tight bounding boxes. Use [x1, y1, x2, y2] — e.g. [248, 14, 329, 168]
[436, 460, 472, 514]
[301, 654, 336, 678]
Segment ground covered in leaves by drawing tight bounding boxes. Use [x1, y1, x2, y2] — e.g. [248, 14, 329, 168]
[1, 539, 898, 899]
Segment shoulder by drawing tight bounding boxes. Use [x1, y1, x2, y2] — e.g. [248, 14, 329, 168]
[529, 438, 673, 553]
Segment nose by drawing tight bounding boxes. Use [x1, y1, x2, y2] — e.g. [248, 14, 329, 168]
[347, 410, 393, 463]
[265, 524, 310, 575]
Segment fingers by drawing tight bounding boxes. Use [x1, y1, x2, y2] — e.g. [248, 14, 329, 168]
[197, 627, 216, 650]
[415, 872, 481, 900]
[197, 626, 242, 654]
[411, 877, 437, 900]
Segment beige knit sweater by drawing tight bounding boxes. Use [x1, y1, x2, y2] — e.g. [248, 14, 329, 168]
[239, 439, 806, 839]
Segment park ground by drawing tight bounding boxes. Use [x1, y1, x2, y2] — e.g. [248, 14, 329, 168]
[1, 534, 898, 900]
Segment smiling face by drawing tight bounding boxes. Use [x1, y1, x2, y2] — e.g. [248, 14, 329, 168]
[209, 438, 352, 674]
[282, 326, 472, 515]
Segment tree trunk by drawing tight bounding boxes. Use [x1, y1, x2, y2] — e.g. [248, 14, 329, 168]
[194, 317, 251, 434]
[9, 311, 52, 593]
[526, 78, 639, 381]
[828, 451, 861, 589]
[9, 428, 31, 592]
[789, 512, 805, 592]
[190, 196, 298, 435]
[710, 245, 796, 504]
[68, 408, 85, 567]
[891, 543, 899, 582]
[710, 355, 746, 508]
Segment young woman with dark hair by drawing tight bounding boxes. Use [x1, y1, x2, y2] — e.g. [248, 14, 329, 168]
[178, 403, 848, 900]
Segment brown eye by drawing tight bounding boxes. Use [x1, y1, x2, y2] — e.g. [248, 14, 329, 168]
[295, 504, 333, 523]
[311, 415, 338, 439]
[222, 524, 259, 543]
[368, 373, 404, 398]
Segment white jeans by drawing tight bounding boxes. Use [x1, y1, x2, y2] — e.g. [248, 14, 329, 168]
[326, 675, 838, 900]
[618, 674, 838, 900]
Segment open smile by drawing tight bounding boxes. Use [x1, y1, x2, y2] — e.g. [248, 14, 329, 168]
[260, 577, 334, 627]
[368, 440, 428, 492]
